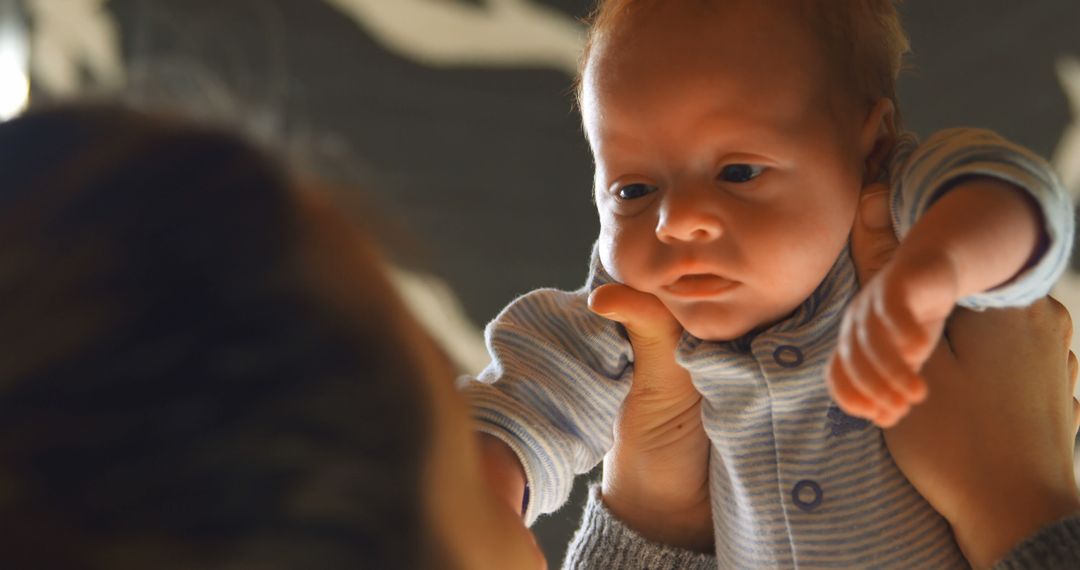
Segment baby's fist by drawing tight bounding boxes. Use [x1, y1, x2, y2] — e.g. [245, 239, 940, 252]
[828, 252, 959, 427]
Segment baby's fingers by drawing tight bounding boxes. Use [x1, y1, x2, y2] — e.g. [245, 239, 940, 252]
[829, 353, 906, 427]
[876, 287, 934, 369]
[857, 310, 927, 403]
[827, 355, 877, 419]
[839, 340, 911, 426]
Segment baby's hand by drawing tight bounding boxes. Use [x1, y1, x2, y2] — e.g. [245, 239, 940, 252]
[828, 250, 960, 427]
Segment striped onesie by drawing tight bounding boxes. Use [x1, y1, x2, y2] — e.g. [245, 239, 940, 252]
[462, 128, 1074, 568]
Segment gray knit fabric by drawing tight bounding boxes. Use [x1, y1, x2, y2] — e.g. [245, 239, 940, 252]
[563, 485, 1080, 570]
[993, 513, 1080, 570]
[561, 486, 715, 570]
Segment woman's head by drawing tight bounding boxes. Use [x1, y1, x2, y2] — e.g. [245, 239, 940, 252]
[0, 105, 539, 568]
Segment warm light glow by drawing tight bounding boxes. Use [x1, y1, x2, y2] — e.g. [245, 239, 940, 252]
[0, 0, 29, 122]
[0, 52, 28, 120]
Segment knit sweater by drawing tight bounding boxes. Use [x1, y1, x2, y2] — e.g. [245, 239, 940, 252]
[563, 486, 1080, 570]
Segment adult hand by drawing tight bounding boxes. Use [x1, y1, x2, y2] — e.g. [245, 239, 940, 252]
[850, 180, 1080, 569]
[888, 299, 1080, 568]
[589, 284, 713, 552]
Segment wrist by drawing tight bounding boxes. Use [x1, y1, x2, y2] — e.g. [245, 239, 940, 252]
[601, 447, 712, 553]
[890, 242, 962, 311]
[907, 179, 1041, 298]
[600, 477, 713, 553]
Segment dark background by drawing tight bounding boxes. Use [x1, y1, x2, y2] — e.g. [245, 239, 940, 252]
[98, 0, 1080, 324]
[16, 0, 1080, 566]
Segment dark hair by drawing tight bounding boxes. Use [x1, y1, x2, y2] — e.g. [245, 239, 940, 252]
[0, 104, 435, 569]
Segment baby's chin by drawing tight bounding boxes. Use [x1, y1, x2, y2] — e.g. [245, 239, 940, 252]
[669, 303, 796, 343]
[672, 311, 761, 343]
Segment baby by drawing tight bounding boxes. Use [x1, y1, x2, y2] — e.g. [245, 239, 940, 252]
[462, 0, 1074, 567]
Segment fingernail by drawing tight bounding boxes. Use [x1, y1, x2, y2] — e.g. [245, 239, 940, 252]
[860, 191, 891, 230]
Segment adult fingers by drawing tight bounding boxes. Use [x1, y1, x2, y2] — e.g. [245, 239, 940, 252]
[589, 283, 682, 352]
[1074, 396, 1080, 435]
[850, 181, 898, 286]
[1071, 350, 1078, 396]
[1070, 351, 1078, 434]
[947, 297, 1070, 360]
[589, 283, 689, 399]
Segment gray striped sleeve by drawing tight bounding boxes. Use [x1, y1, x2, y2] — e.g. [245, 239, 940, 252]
[460, 277, 633, 525]
[889, 128, 1074, 309]
[993, 513, 1080, 570]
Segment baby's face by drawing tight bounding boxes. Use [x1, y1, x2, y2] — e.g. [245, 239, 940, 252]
[583, 0, 875, 341]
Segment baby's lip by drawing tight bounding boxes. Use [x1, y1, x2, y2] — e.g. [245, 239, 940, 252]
[663, 273, 739, 298]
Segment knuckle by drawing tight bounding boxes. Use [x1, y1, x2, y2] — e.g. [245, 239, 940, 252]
[1053, 298, 1075, 336]
[1043, 296, 1075, 345]
[1041, 295, 1071, 325]
[1047, 294, 1068, 315]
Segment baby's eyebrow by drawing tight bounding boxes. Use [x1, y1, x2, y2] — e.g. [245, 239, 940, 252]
[592, 127, 647, 151]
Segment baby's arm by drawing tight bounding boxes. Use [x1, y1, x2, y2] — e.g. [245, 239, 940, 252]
[831, 179, 1042, 425]
[461, 274, 635, 525]
[830, 129, 1074, 427]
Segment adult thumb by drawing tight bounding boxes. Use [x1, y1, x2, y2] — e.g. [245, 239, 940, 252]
[589, 283, 697, 404]
[851, 182, 900, 285]
[589, 283, 682, 350]
[588, 282, 684, 382]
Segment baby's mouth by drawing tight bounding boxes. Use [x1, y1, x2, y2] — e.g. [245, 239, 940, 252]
[663, 274, 739, 298]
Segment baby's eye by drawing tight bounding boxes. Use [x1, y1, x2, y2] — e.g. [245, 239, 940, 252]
[618, 183, 658, 200]
[718, 164, 765, 183]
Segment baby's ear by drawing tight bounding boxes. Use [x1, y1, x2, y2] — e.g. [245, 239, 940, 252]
[859, 98, 897, 183]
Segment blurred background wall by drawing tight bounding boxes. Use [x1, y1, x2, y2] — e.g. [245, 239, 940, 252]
[1, 0, 1078, 566]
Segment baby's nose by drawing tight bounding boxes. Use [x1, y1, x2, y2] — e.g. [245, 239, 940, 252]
[656, 191, 723, 244]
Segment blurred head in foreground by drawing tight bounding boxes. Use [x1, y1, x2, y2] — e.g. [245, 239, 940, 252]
[0, 104, 541, 569]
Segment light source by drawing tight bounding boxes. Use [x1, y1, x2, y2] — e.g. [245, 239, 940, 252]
[0, 0, 29, 121]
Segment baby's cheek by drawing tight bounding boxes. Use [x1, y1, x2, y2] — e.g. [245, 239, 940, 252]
[596, 229, 620, 275]
[598, 225, 641, 282]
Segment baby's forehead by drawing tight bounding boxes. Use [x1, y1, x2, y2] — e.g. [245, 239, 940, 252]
[599, 0, 822, 46]
[585, 0, 871, 110]
[588, 5, 840, 103]
[595, 2, 831, 75]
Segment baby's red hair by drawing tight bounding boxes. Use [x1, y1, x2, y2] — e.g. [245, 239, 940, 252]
[576, 0, 909, 114]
